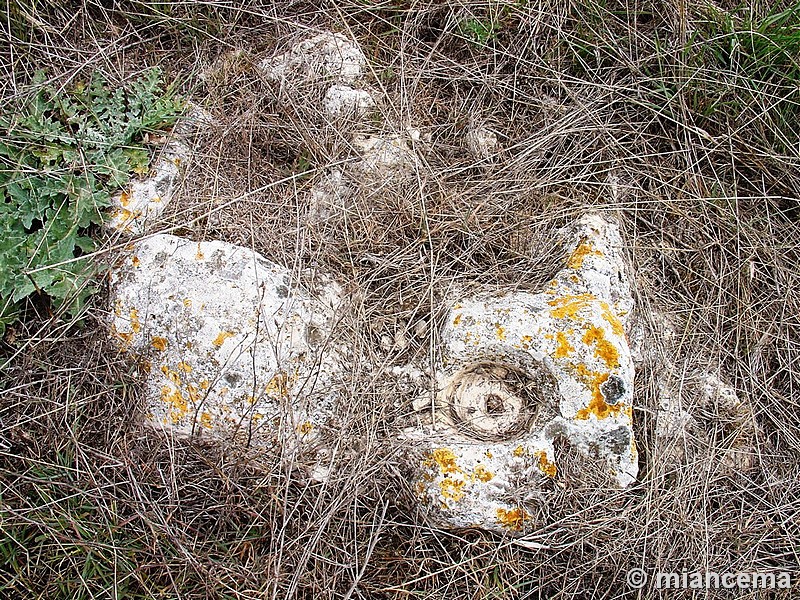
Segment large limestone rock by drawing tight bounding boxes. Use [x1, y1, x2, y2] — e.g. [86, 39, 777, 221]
[109, 234, 341, 446]
[408, 214, 637, 533]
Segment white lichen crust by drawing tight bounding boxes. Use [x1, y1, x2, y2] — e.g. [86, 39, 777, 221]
[412, 214, 638, 534]
[109, 234, 341, 446]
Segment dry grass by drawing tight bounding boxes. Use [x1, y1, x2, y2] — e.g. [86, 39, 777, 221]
[2, 1, 799, 598]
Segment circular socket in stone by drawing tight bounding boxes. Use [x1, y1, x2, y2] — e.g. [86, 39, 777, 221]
[446, 362, 555, 441]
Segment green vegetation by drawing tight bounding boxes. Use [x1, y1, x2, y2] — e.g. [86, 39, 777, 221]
[0, 68, 184, 334]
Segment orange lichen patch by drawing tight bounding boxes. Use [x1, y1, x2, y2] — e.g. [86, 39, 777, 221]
[582, 326, 620, 369]
[200, 412, 213, 429]
[183, 298, 192, 308]
[495, 324, 506, 341]
[114, 327, 134, 346]
[151, 336, 168, 351]
[534, 450, 557, 478]
[186, 383, 201, 403]
[554, 331, 575, 358]
[426, 448, 461, 475]
[485, 450, 494, 459]
[298, 421, 314, 435]
[440, 478, 466, 502]
[600, 301, 625, 336]
[453, 313, 462, 326]
[473, 464, 494, 482]
[513, 445, 526, 457]
[199, 379, 210, 390]
[520, 335, 533, 350]
[195, 245, 204, 260]
[567, 239, 603, 269]
[265, 372, 290, 398]
[212, 331, 235, 347]
[131, 255, 140, 267]
[177, 361, 192, 373]
[160, 385, 188, 423]
[129, 309, 141, 334]
[119, 191, 131, 207]
[572, 365, 624, 420]
[548, 293, 596, 320]
[496, 507, 530, 531]
[160, 365, 182, 387]
[453, 303, 463, 310]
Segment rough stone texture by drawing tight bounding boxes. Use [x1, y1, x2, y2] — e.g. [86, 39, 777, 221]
[353, 133, 418, 176]
[107, 142, 189, 234]
[323, 84, 375, 116]
[408, 214, 638, 534]
[109, 234, 342, 446]
[260, 32, 366, 84]
[107, 107, 213, 235]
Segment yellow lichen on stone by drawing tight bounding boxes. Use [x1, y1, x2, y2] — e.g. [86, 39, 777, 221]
[513, 445, 526, 457]
[151, 336, 168, 351]
[129, 309, 141, 333]
[453, 313, 462, 326]
[554, 331, 574, 358]
[426, 448, 461, 475]
[195, 244, 204, 260]
[298, 421, 314, 434]
[582, 326, 620, 369]
[496, 507, 530, 531]
[160, 385, 188, 423]
[212, 330, 235, 347]
[131, 255, 140, 267]
[186, 383, 201, 403]
[265, 372, 290, 398]
[178, 361, 192, 372]
[567, 239, 603, 269]
[440, 478, 466, 502]
[183, 298, 192, 308]
[600, 301, 625, 336]
[160, 365, 182, 387]
[534, 450, 557, 478]
[548, 294, 596, 320]
[200, 412, 213, 428]
[495, 324, 506, 341]
[474, 464, 494, 482]
[572, 364, 624, 420]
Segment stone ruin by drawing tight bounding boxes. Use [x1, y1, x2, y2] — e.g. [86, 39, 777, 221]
[106, 32, 756, 535]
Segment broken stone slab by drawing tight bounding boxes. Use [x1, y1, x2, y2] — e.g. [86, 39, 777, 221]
[260, 32, 367, 85]
[109, 234, 342, 447]
[407, 214, 637, 534]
